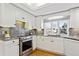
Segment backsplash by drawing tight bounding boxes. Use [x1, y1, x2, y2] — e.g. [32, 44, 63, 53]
[0, 27, 10, 37]
[31, 29, 44, 36]
[69, 28, 79, 36]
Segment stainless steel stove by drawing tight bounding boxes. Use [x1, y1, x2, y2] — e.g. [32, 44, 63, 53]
[19, 36, 32, 56]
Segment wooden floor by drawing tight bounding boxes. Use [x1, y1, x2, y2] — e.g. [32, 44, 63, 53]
[30, 49, 61, 56]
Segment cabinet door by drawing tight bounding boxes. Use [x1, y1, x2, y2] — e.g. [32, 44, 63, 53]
[32, 36, 37, 50]
[37, 36, 45, 49]
[45, 37, 55, 52]
[37, 36, 54, 52]
[37, 36, 64, 54]
[1, 4, 16, 27]
[64, 39, 79, 56]
[4, 44, 19, 56]
[0, 42, 4, 56]
[52, 37, 64, 54]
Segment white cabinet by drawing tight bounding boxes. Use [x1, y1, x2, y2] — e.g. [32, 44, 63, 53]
[0, 41, 4, 56]
[37, 36, 51, 51]
[35, 16, 43, 29]
[64, 39, 79, 56]
[43, 37, 64, 54]
[52, 37, 64, 54]
[43, 37, 55, 51]
[0, 4, 35, 28]
[70, 9, 79, 28]
[37, 36, 64, 54]
[4, 44, 19, 56]
[4, 39, 19, 56]
[37, 36, 45, 49]
[32, 35, 37, 50]
[0, 39, 19, 56]
[0, 4, 16, 27]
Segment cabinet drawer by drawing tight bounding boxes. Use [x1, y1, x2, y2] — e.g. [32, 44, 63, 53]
[4, 39, 19, 45]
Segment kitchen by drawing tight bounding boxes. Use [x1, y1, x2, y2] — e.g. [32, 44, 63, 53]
[0, 3, 79, 56]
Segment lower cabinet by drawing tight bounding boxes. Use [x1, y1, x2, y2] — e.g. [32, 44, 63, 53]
[4, 39, 19, 56]
[37, 36, 45, 49]
[64, 39, 79, 56]
[32, 35, 37, 50]
[0, 39, 19, 56]
[37, 36, 64, 54]
[52, 37, 64, 54]
[38, 37, 53, 51]
[0, 41, 4, 56]
[4, 44, 19, 56]
[32, 36, 79, 56]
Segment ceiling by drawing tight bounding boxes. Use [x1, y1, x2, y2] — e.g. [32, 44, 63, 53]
[13, 3, 79, 16]
[24, 3, 47, 10]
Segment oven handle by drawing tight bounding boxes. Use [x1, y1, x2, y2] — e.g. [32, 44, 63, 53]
[22, 39, 32, 42]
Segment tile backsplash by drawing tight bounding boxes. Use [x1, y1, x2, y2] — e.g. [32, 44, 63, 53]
[69, 28, 79, 36]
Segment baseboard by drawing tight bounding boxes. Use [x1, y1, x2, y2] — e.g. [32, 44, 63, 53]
[36, 47, 65, 56]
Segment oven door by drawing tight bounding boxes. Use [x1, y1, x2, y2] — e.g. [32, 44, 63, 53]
[22, 40, 32, 55]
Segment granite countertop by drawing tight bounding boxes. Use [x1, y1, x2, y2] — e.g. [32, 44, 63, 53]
[1, 34, 79, 41]
[37, 35, 79, 41]
[62, 36, 79, 41]
[0, 37, 19, 41]
[0, 35, 34, 41]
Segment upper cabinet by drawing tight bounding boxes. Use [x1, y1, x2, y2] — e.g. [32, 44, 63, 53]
[0, 4, 16, 27]
[15, 6, 35, 29]
[70, 8, 79, 28]
[0, 4, 35, 29]
[35, 16, 44, 30]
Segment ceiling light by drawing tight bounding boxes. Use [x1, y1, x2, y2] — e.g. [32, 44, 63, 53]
[48, 16, 64, 20]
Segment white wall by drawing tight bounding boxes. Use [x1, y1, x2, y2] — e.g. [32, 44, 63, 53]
[70, 8, 79, 28]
